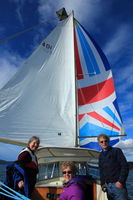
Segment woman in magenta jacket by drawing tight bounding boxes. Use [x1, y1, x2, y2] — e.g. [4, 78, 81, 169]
[59, 161, 89, 200]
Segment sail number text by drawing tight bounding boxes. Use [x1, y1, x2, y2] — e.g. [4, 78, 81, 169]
[42, 42, 52, 50]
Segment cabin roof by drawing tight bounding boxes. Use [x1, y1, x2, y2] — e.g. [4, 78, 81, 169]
[36, 147, 99, 164]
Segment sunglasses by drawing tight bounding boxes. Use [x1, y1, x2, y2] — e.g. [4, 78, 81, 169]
[99, 140, 108, 144]
[62, 170, 73, 174]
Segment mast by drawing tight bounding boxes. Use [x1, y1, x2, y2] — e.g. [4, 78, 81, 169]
[55, 8, 77, 147]
[72, 11, 79, 147]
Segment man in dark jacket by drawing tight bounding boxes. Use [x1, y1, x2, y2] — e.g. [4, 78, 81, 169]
[97, 134, 129, 200]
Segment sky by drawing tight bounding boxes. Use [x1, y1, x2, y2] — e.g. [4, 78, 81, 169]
[0, 0, 133, 161]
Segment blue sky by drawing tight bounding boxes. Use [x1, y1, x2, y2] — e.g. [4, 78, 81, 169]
[0, 0, 133, 161]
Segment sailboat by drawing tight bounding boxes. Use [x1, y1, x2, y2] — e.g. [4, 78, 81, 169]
[0, 8, 125, 200]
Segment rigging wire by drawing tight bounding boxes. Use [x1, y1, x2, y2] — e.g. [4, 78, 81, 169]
[0, 18, 57, 43]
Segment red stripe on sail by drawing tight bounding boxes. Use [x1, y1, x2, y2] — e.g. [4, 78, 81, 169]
[78, 77, 114, 105]
[78, 114, 85, 121]
[88, 112, 120, 130]
[74, 27, 83, 80]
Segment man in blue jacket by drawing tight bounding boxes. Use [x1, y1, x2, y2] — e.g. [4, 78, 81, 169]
[97, 134, 129, 200]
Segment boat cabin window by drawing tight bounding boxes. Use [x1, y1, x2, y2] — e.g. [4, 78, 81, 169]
[88, 164, 100, 179]
[38, 162, 59, 181]
[38, 162, 90, 181]
[76, 162, 89, 175]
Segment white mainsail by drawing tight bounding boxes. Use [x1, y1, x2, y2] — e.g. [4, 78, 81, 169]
[0, 13, 76, 147]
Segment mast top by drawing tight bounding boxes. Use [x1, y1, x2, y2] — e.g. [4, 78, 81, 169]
[56, 8, 68, 21]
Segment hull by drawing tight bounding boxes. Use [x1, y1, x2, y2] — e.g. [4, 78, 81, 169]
[32, 182, 107, 200]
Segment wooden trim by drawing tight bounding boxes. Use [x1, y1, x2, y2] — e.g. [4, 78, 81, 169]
[32, 187, 62, 200]
[93, 183, 97, 200]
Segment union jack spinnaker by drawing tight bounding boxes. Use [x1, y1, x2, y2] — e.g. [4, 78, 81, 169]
[74, 20, 125, 150]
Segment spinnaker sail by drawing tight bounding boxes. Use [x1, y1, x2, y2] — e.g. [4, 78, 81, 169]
[74, 20, 125, 150]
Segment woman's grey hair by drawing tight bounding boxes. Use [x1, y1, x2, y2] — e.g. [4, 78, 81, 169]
[27, 136, 40, 147]
[97, 134, 110, 142]
[61, 161, 77, 173]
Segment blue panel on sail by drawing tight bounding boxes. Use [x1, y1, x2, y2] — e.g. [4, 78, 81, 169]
[76, 24, 100, 76]
[103, 106, 122, 127]
[79, 122, 120, 140]
[78, 23, 111, 71]
[80, 138, 119, 150]
[113, 99, 123, 122]
[81, 142, 102, 151]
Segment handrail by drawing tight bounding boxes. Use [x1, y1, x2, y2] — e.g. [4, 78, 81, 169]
[0, 181, 30, 200]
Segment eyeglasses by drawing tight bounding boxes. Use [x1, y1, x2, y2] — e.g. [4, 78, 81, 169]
[99, 140, 108, 144]
[62, 171, 73, 175]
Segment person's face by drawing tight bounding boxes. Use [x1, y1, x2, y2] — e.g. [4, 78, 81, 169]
[62, 166, 74, 182]
[29, 140, 39, 152]
[98, 137, 109, 150]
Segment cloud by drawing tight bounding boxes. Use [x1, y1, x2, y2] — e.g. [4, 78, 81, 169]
[9, 0, 26, 26]
[0, 50, 24, 89]
[115, 139, 133, 149]
[124, 118, 133, 130]
[103, 24, 133, 125]
[38, 0, 57, 22]
[115, 64, 133, 103]
[119, 102, 133, 116]
[116, 64, 133, 85]
[115, 139, 133, 161]
[113, 63, 133, 118]
[37, 0, 101, 24]
[104, 24, 132, 62]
